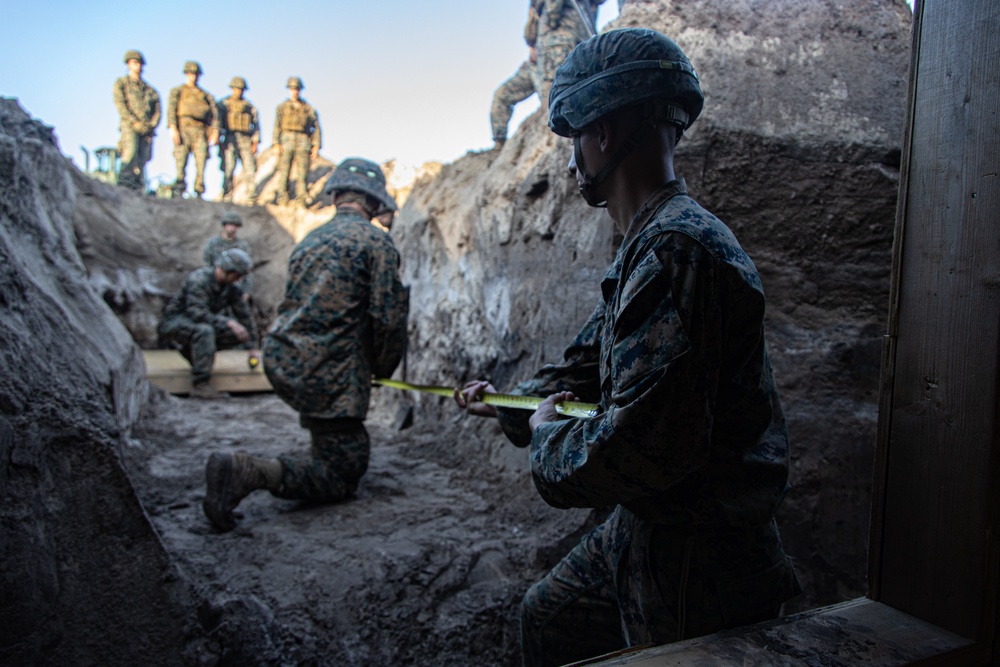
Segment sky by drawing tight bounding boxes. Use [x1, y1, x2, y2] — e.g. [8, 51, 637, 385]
[2, 0, 619, 197]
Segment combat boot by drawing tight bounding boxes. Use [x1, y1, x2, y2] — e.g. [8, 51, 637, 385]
[203, 452, 282, 532]
[190, 382, 229, 399]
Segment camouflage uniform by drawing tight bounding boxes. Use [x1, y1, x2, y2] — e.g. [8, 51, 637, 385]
[497, 181, 800, 666]
[167, 65, 219, 197]
[113, 61, 161, 190]
[217, 80, 260, 203]
[158, 266, 258, 385]
[533, 0, 594, 103]
[273, 79, 321, 205]
[203, 236, 254, 296]
[264, 208, 408, 501]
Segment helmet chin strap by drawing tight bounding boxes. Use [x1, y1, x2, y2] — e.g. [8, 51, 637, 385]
[573, 120, 656, 208]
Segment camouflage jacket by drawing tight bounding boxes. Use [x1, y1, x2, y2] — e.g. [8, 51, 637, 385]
[202, 236, 254, 295]
[264, 210, 409, 420]
[273, 99, 321, 149]
[167, 84, 220, 129]
[531, 0, 594, 45]
[217, 95, 260, 143]
[113, 76, 161, 134]
[498, 179, 791, 528]
[161, 266, 258, 345]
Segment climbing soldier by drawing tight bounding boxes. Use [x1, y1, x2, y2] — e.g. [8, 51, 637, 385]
[217, 76, 261, 204]
[272, 77, 322, 207]
[167, 61, 219, 199]
[113, 49, 161, 190]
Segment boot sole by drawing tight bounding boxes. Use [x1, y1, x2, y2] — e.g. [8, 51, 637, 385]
[203, 453, 237, 532]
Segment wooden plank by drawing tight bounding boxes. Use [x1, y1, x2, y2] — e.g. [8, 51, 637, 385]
[574, 599, 975, 667]
[143, 350, 272, 394]
[874, 0, 1000, 641]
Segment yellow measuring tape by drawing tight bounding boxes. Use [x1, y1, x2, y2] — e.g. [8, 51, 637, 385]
[373, 378, 599, 419]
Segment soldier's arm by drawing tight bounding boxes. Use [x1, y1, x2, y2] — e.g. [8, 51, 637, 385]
[167, 87, 180, 129]
[207, 92, 220, 131]
[149, 88, 162, 131]
[310, 107, 321, 151]
[230, 291, 259, 347]
[272, 103, 283, 146]
[250, 103, 261, 145]
[112, 79, 133, 123]
[524, 5, 539, 47]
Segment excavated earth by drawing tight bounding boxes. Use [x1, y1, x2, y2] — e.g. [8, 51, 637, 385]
[1, 1, 913, 665]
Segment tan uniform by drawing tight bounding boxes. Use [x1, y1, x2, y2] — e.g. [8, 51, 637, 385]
[167, 83, 220, 196]
[113, 75, 161, 190]
[273, 99, 321, 205]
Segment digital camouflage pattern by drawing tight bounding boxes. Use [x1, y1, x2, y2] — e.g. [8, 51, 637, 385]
[274, 417, 370, 502]
[491, 60, 537, 143]
[497, 180, 799, 664]
[273, 98, 321, 204]
[203, 236, 254, 296]
[264, 208, 408, 420]
[113, 75, 161, 190]
[217, 94, 260, 202]
[158, 266, 258, 384]
[168, 83, 220, 195]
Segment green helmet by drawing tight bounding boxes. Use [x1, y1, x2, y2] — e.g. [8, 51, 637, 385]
[324, 158, 396, 212]
[287, 76, 304, 90]
[124, 50, 145, 65]
[183, 60, 203, 75]
[216, 248, 252, 275]
[229, 76, 248, 90]
[548, 28, 704, 138]
[220, 211, 243, 227]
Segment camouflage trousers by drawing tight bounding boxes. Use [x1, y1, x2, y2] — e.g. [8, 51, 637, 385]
[220, 133, 257, 202]
[158, 315, 245, 385]
[274, 132, 312, 204]
[520, 507, 799, 667]
[490, 60, 539, 143]
[173, 120, 210, 195]
[118, 122, 153, 190]
[274, 417, 370, 502]
[535, 36, 576, 105]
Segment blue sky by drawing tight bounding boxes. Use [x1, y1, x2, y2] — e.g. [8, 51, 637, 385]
[2, 0, 619, 196]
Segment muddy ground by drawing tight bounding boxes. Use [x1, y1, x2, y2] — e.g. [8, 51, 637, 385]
[127, 388, 602, 666]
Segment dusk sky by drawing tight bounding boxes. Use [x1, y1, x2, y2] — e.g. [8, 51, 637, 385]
[2, 0, 619, 196]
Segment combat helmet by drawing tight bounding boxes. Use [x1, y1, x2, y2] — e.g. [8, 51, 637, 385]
[183, 60, 203, 75]
[287, 77, 304, 90]
[220, 211, 243, 227]
[124, 50, 145, 65]
[229, 76, 248, 90]
[324, 158, 396, 213]
[548, 28, 704, 207]
[216, 248, 253, 275]
[548, 28, 703, 139]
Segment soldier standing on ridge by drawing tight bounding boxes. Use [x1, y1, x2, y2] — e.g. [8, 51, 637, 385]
[272, 77, 322, 207]
[217, 77, 260, 204]
[113, 50, 161, 191]
[457, 28, 799, 665]
[203, 211, 254, 303]
[202, 158, 408, 533]
[167, 61, 219, 199]
[158, 248, 260, 400]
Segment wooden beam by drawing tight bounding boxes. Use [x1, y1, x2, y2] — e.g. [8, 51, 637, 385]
[142, 350, 272, 394]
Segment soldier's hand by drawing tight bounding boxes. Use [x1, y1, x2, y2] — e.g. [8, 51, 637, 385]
[170, 127, 181, 146]
[529, 46, 538, 63]
[226, 319, 250, 343]
[251, 140, 259, 155]
[209, 129, 220, 147]
[274, 144, 283, 156]
[310, 146, 319, 160]
[454, 380, 499, 419]
[132, 120, 145, 132]
[529, 391, 578, 432]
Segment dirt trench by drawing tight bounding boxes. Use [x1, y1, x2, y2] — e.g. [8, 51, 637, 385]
[126, 389, 597, 666]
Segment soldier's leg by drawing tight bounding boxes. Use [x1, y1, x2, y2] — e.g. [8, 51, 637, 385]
[221, 141, 237, 201]
[191, 127, 209, 196]
[274, 417, 370, 502]
[491, 61, 536, 144]
[186, 322, 219, 385]
[118, 123, 142, 189]
[520, 518, 624, 667]
[275, 136, 295, 205]
[173, 138, 190, 196]
[136, 134, 153, 190]
[238, 134, 257, 203]
[291, 135, 311, 205]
